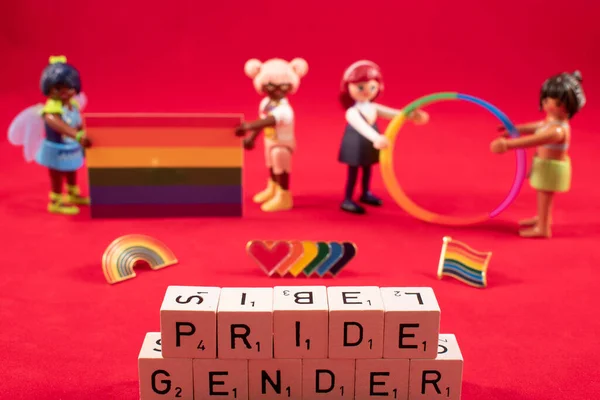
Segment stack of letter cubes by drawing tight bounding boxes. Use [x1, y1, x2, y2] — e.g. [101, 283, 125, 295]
[138, 286, 463, 399]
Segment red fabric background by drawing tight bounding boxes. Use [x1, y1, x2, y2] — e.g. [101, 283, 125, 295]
[1, 0, 600, 399]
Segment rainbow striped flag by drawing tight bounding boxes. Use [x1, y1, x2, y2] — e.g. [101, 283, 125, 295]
[437, 236, 491, 288]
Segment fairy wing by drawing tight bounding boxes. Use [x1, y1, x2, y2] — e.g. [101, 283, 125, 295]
[73, 92, 88, 111]
[7, 104, 45, 163]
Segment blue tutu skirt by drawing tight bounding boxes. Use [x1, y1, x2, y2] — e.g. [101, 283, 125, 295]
[35, 138, 84, 172]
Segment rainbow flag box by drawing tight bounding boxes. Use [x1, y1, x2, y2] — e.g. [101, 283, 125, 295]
[85, 113, 243, 218]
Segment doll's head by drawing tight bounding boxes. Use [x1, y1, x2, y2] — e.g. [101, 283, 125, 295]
[244, 58, 308, 101]
[40, 56, 81, 103]
[339, 60, 384, 109]
[539, 71, 585, 119]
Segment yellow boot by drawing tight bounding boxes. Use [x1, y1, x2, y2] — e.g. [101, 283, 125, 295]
[47, 192, 80, 215]
[253, 179, 277, 204]
[66, 185, 90, 205]
[261, 185, 293, 212]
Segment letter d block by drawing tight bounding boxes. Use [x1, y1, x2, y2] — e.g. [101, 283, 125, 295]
[302, 359, 355, 399]
[138, 332, 193, 400]
[160, 286, 220, 358]
[327, 286, 384, 359]
[218, 287, 274, 359]
[409, 334, 464, 400]
[380, 287, 440, 359]
[194, 359, 248, 400]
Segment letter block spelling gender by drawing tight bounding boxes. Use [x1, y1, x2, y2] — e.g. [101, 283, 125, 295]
[380, 287, 441, 359]
[248, 359, 303, 400]
[193, 359, 249, 400]
[217, 288, 274, 359]
[273, 286, 329, 359]
[409, 334, 464, 400]
[160, 286, 220, 359]
[138, 332, 193, 400]
[355, 359, 410, 400]
[302, 359, 356, 399]
[327, 286, 385, 359]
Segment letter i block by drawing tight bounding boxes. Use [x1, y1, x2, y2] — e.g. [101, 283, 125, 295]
[218, 287, 274, 359]
[327, 286, 384, 359]
[273, 286, 329, 359]
[194, 359, 249, 400]
[138, 332, 193, 400]
[248, 359, 303, 399]
[355, 359, 409, 400]
[302, 359, 355, 399]
[380, 287, 440, 359]
[160, 286, 220, 358]
[409, 334, 464, 400]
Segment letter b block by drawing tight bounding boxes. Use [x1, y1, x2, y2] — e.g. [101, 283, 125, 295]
[138, 332, 193, 400]
[409, 334, 464, 400]
[380, 287, 440, 359]
[327, 286, 384, 359]
[160, 286, 220, 358]
[218, 287, 274, 359]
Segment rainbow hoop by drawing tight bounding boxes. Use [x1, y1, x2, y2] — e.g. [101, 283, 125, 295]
[379, 92, 527, 226]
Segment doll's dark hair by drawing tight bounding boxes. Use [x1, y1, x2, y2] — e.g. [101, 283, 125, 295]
[539, 71, 586, 118]
[40, 56, 82, 96]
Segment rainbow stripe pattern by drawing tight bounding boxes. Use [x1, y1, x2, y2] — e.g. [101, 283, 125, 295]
[102, 234, 178, 284]
[437, 236, 491, 288]
[246, 240, 357, 277]
[85, 113, 244, 218]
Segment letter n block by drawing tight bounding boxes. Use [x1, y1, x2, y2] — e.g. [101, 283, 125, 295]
[273, 286, 329, 359]
[355, 359, 409, 400]
[409, 334, 464, 400]
[248, 359, 302, 399]
[218, 287, 274, 359]
[159, 286, 220, 358]
[302, 359, 355, 399]
[194, 359, 248, 399]
[380, 287, 440, 359]
[327, 286, 384, 359]
[138, 332, 193, 400]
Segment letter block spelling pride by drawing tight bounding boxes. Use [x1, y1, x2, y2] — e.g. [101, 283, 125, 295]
[217, 288, 274, 359]
[193, 359, 248, 400]
[249, 359, 303, 399]
[327, 286, 385, 359]
[380, 287, 441, 359]
[273, 286, 329, 359]
[355, 359, 410, 400]
[85, 113, 244, 219]
[409, 334, 464, 400]
[138, 332, 193, 400]
[302, 359, 356, 399]
[160, 286, 220, 359]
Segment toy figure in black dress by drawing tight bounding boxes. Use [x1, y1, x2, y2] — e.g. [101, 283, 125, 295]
[338, 60, 429, 214]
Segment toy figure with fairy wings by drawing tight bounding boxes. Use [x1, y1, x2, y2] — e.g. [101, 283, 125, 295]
[235, 58, 308, 212]
[8, 56, 92, 215]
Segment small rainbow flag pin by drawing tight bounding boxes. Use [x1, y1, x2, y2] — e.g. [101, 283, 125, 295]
[438, 236, 491, 288]
[246, 240, 357, 277]
[102, 234, 178, 284]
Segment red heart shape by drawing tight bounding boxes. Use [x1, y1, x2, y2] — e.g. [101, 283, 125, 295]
[247, 240, 292, 276]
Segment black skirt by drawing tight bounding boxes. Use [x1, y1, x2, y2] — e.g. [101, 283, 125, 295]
[338, 123, 381, 167]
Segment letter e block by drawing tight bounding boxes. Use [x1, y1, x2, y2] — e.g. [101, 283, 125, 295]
[302, 359, 355, 399]
[160, 286, 220, 358]
[273, 286, 328, 359]
[218, 287, 274, 359]
[327, 286, 384, 358]
[409, 334, 464, 400]
[194, 359, 248, 399]
[355, 359, 409, 400]
[380, 287, 440, 359]
[138, 332, 193, 400]
[248, 359, 302, 399]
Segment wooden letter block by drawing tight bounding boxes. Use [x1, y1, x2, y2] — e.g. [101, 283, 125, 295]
[273, 286, 329, 359]
[355, 359, 410, 400]
[218, 287, 274, 359]
[409, 334, 464, 400]
[327, 286, 384, 359]
[248, 359, 302, 399]
[380, 287, 441, 359]
[302, 359, 355, 399]
[138, 332, 193, 399]
[194, 359, 249, 400]
[159, 286, 220, 359]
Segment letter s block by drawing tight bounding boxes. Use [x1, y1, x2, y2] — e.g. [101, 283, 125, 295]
[138, 332, 193, 400]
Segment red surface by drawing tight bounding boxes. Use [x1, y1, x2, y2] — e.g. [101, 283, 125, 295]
[2, 1, 600, 399]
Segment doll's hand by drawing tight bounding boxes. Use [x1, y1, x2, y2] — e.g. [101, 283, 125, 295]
[235, 123, 249, 137]
[243, 137, 255, 150]
[490, 138, 508, 154]
[374, 135, 389, 150]
[497, 125, 512, 138]
[411, 109, 430, 125]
